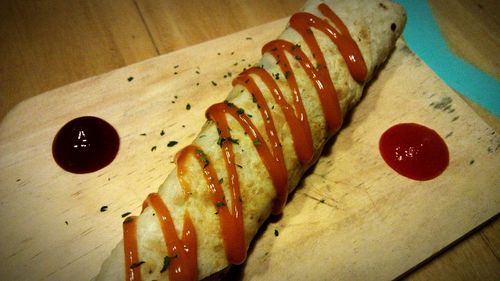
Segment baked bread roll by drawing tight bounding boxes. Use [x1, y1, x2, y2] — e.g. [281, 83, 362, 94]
[96, 0, 406, 280]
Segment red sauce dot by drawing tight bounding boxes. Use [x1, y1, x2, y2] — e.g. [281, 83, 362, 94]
[52, 116, 119, 173]
[379, 123, 449, 181]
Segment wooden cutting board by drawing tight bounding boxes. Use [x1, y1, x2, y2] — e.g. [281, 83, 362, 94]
[0, 18, 498, 281]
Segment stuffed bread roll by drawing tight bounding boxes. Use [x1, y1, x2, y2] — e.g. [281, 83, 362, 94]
[96, 0, 406, 280]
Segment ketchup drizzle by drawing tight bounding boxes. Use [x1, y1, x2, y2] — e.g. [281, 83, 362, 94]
[122, 4, 367, 280]
[143, 193, 197, 281]
[123, 216, 141, 281]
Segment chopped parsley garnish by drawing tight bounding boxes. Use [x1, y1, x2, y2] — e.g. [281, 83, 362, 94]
[121, 212, 132, 218]
[215, 201, 226, 208]
[151, 146, 157, 152]
[195, 149, 209, 167]
[253, 138, 261, 146]
[130, 261, 145, 269]
[252, 94, 257, 103]
[211, 81, 217, 86]
[167, 141, 178, 147]
[160, 130, 165, 136]
[186, 103, 191, 110]
[236, 108, 245, 115]
[228, 137, 239, 145]
[100, 206, 108, 212]
[127, 76, 134, 82]
[218, 178, 224, 184]
[160, 255, 177, 273]
[217, 137, 226, 147]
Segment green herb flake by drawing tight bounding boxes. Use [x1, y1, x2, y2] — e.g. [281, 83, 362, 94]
[186, 103, 191, 110]
[218, 178, 224, 184]
[167, 141, 178, 147]
[195, 149, 209, 167]
[274, 229, 279, 237]
[151, 146, 157, 152]
[100, 206, 108, 212]
[228, 137, 239, 145]
[252, 94, 257, 103]
[284, 71, 290, 79]
[217, 137, 226, 147]
[253, 138, 261, 146]
[215, 201, 226, 208]
[236, 108, 245, 115]
[130, 261, 145, 269]
[160, 130, 165, 136]
[211, 81, 217, 86]
[160, 255, 177, 273]
[127, 76, 134, 82]
[121, 212, 132, 218]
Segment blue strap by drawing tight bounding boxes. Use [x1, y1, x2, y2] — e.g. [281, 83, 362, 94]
[394, 0, 500, 116]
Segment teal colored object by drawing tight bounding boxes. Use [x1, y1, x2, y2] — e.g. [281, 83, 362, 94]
[394, 0, 499, 116]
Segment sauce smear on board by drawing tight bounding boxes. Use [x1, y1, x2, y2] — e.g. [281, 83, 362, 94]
[122, 3, 367, 280]
[379, 123, 449, 181]
[52, 116, 119, 173]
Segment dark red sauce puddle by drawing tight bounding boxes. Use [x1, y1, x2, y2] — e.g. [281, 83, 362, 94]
[52, 116, 119, 173]
[379, 123, 449, 181]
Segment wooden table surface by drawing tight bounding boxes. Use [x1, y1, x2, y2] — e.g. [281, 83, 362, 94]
[1, 0, 498, 280]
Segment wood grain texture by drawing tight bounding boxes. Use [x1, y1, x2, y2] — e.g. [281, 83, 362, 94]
[0, 0, 498, 280]
[134, 0, 305, 53]
[1, 27, 498, 279]
[0, 0, 158, 120]
[428, 0, 500, 80]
